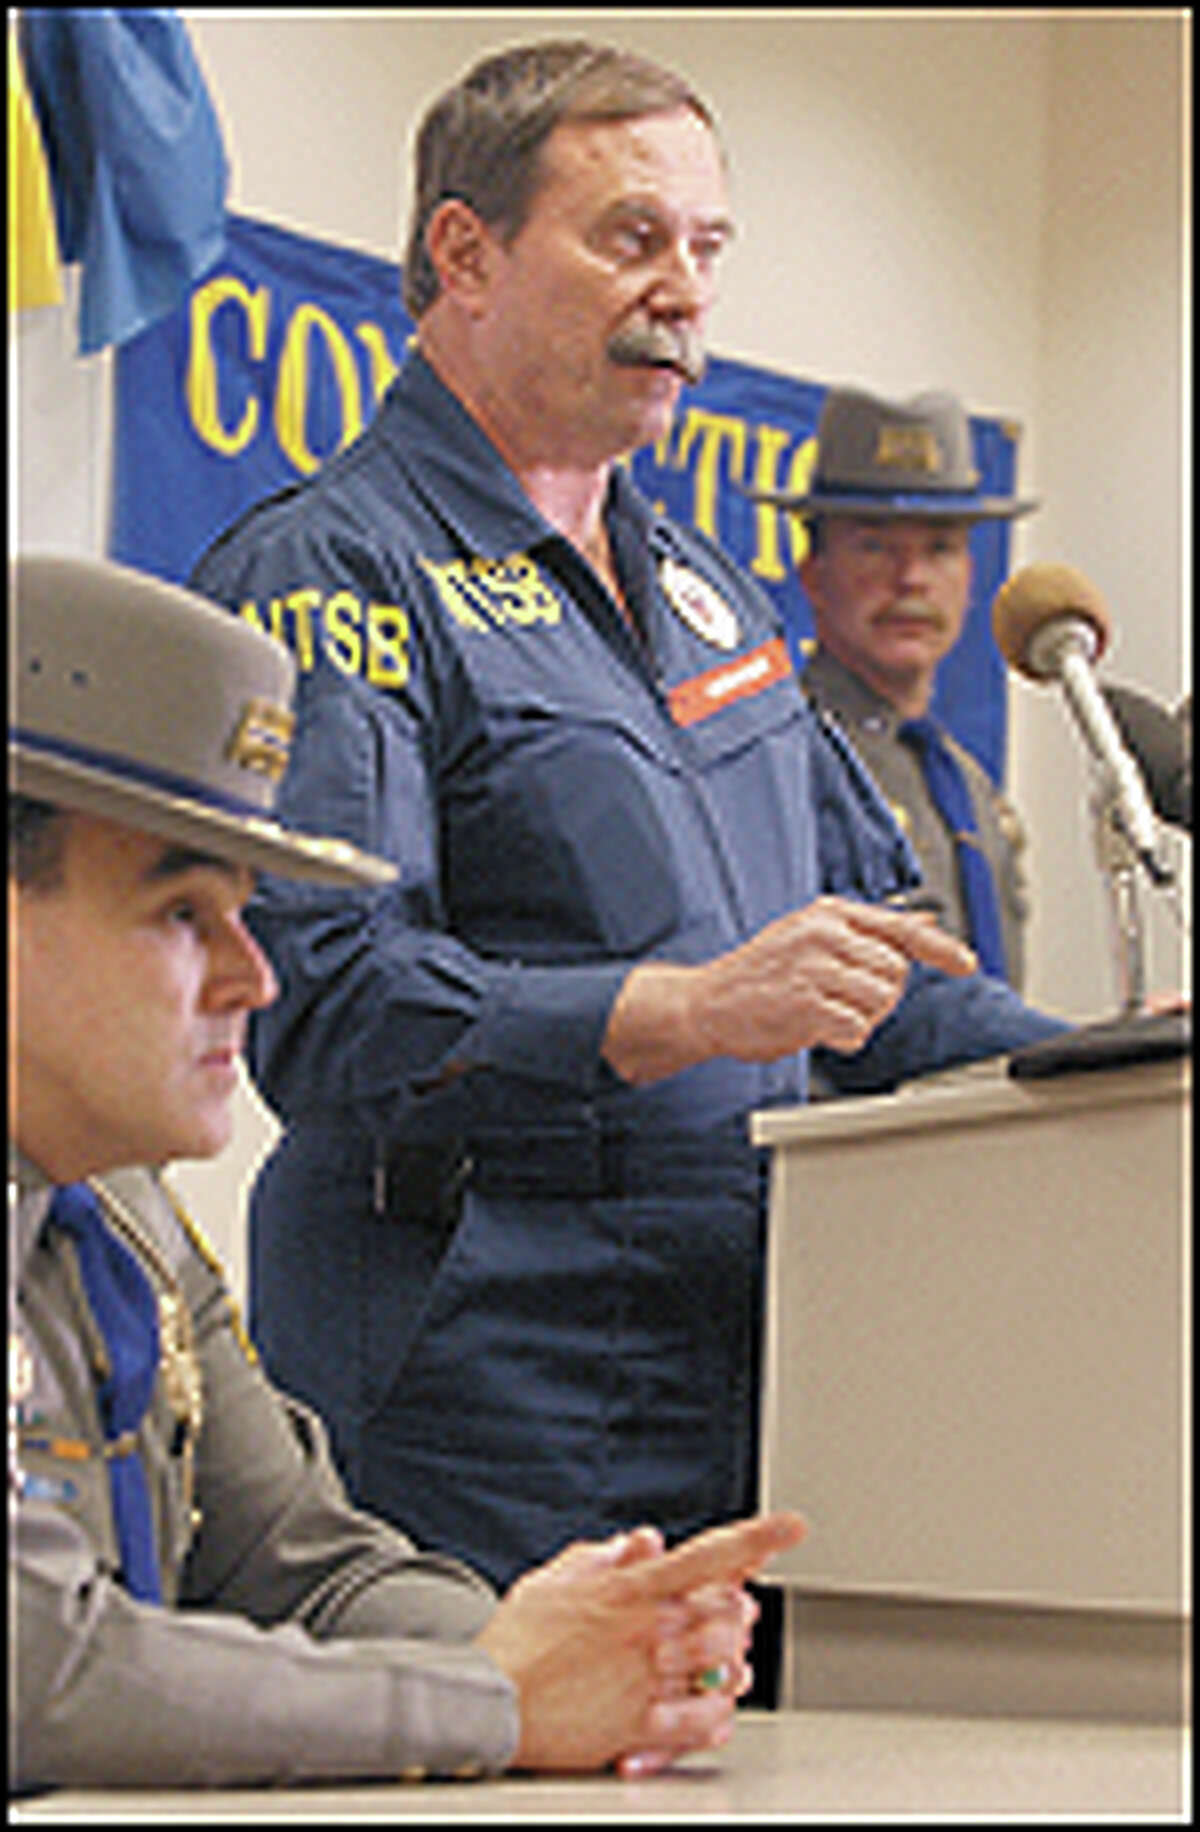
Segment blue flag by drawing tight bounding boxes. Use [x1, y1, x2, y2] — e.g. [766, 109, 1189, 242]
[18, 9, 227, 354]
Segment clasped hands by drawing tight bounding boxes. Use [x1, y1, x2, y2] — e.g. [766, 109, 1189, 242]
[476, 1510, 806, 1776]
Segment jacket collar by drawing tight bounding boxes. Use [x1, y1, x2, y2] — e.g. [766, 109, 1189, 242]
[802, 645, 906, 736]
[376, 349, 685, 569]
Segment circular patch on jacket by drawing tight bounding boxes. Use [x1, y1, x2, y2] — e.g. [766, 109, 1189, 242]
[659, 559, 740, 650]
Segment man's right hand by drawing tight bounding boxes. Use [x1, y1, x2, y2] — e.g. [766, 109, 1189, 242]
[604, 894, 977, 1085]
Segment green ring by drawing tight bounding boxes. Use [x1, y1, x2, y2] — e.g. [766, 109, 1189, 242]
[696, 1664, 727, 1691]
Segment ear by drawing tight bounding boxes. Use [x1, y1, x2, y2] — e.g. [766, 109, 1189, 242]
[424, 199, 498, 314]
[798, 549, 824, 608]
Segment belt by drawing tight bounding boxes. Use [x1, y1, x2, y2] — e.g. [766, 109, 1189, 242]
[297, 1119, 763, 1209]
[462, 1119, 762, 1201]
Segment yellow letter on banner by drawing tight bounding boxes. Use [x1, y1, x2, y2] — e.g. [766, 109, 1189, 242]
[673, 410, 747, 538]
[355, 322, 402, 407]
[275, 303, 364, 476]
[746, 427, 813, 580]
[187, 276, 269, 457]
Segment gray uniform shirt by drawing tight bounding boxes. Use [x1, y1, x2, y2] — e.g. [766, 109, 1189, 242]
[801, 647, 1031, 990]
[9, 1148, 519, 1791]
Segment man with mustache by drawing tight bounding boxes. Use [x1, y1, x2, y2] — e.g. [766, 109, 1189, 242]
[189, 40, 1066, 1694]
[757, 386, 1037, 990]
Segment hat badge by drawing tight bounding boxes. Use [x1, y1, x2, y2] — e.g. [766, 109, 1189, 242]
[875, 421, 944, 476]
[225, 698, 294, 782]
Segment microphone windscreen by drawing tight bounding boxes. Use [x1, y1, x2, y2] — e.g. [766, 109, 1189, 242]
[1102, 682, 1192, 829]
[992, 563, 1112, 679]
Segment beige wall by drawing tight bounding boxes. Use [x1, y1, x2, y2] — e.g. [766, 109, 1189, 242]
[13, 11, 1189, 1287]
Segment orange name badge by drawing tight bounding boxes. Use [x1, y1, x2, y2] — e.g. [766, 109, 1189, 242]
[667, 638, 792, 728]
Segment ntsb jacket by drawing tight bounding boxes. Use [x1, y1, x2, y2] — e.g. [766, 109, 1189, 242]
[9, 1151, 516, 1791]
[190, 351, 1065, 1588]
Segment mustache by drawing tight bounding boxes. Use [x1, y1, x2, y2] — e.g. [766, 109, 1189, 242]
[877, 597, 947, 629]
[607, 319, 707, 386]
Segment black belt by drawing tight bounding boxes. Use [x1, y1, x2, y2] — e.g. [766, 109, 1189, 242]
[383, 1120, 762, 1204]
[289, 1117, 764, 1213]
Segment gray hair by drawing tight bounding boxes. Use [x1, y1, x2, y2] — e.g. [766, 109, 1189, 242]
[402, 39, 719, 319]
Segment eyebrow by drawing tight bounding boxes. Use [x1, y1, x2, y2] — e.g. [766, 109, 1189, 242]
[602, 195, 737, 240]
[142, 844, 243, 884]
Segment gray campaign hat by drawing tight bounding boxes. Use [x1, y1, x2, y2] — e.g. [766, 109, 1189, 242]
[746, 386, 1039, 520]
[9, 553, 396, 887]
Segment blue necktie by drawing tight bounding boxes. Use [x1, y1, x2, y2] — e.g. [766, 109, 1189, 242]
[49, 1182, 163, 1603]
[899, 716, 1008, 981]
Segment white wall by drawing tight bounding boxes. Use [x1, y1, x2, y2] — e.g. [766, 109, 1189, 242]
[12, 10, 1189, 1289]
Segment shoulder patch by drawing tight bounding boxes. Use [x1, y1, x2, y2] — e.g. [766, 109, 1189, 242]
[659, 559, 741, 650]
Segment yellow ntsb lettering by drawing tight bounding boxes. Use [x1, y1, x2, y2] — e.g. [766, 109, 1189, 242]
[323, 590, 363, 675]
[365, 604, 410, 687]
[418, 554, 562, 632]
[236, 589, 410, 690]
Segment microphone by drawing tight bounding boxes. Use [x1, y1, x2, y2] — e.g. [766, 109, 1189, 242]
[992, 563, 1174, 885]
[1101, 682, 1192, 832]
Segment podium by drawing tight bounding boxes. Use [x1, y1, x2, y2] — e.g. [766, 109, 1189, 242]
[751, 1055, 1190, 1721]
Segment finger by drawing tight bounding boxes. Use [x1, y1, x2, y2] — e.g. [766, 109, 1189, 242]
[651, 1586, 757, 1674]
[616, 1729, 732, 1781]
[611, 1525, 666, 1567]
[842, 902, 978, 976]
[806, 983, 902, 1052]
[542, 1526, 656, 1579]
[619, 1512, 805, 1603]
[660, 1580, 758, 1626]
[616, 1748, 677, 1779]
[641, 1689, 738, 1752]
[661, 1614, 756, 1679]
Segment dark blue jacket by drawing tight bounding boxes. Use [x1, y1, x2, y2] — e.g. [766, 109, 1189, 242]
[191, 351, 1064, 1586]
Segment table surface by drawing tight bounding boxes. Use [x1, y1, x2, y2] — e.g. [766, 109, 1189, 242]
[11, 1707, 1190, 1821]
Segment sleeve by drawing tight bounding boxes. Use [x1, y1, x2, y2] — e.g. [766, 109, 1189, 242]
[816, 962, 1071, 1097]
[189, 522, 630, 1134]
[10, 1224, 519, 1792]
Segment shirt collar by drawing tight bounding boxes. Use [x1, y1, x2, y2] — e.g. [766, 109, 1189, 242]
[8, 1144, 54, 1285]
[803, 645, 905, 736]
[376, 350, 565, 559]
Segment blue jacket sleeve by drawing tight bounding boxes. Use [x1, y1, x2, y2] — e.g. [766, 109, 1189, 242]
[817, 964, 1070, 1096]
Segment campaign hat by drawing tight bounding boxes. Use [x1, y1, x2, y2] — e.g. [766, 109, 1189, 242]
[745, 386, 1038, 520]
[9, 552, 396, 887]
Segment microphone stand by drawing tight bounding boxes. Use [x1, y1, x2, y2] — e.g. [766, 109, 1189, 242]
[1089, 759, 1147, 1015]
[1007, 755, 1190, 1080]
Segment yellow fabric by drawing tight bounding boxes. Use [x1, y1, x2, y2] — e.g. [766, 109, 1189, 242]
[8, 26, 63, 314]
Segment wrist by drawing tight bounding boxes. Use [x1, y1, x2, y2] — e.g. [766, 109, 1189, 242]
[601, 961, 702, 1085]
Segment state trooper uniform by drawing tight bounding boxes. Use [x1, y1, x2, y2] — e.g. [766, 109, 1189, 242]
[190, 351, 1064, 1593]
[9, 556, 517, 1790]
[747, 385, 1042, 1000]
[10, 1158, 514, 1790]
[801, 647, 1031, 990]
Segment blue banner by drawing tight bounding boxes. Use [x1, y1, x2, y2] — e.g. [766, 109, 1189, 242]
[112, 211, 1020, 782]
